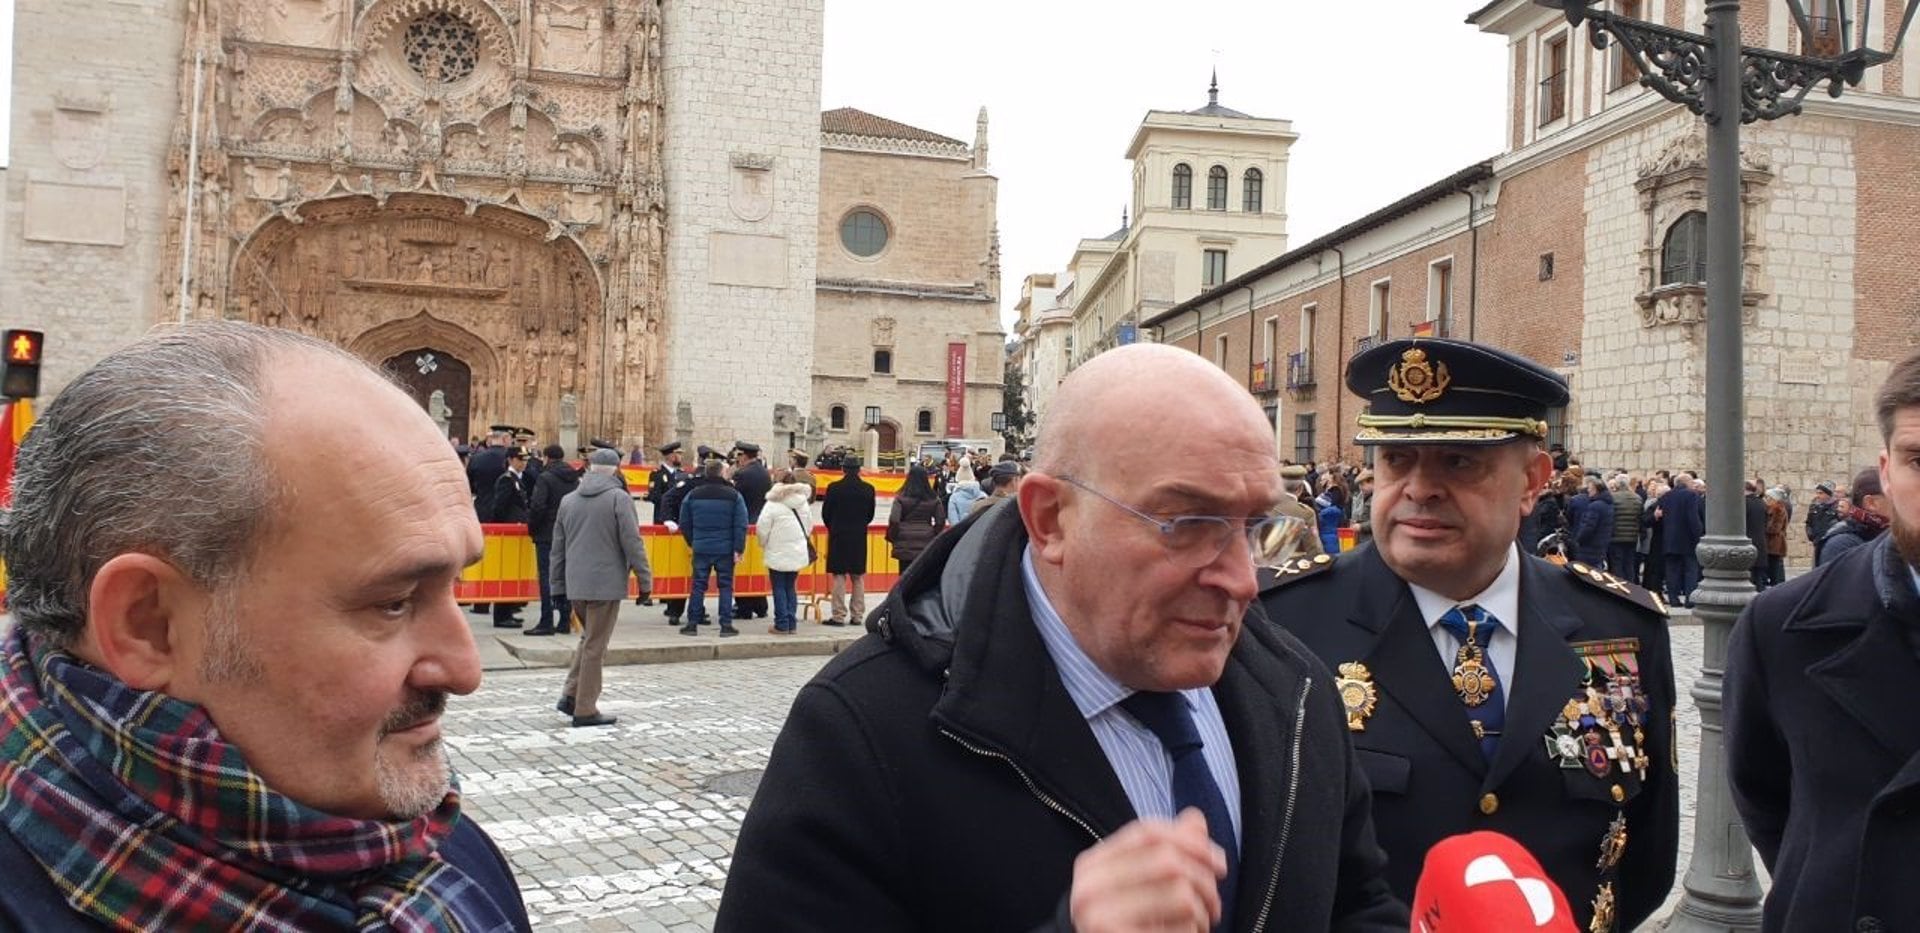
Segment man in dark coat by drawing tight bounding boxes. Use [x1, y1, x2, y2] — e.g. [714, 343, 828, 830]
[1657, 473, 1706, 607]
[729, 442, 772, 620]
[465, 427, 511, 514]
[1744, 482, 1771, 589]
[1818, 466, 1892, 567]
[1261, 338, 1677, 933]
[819, 460, 876, 627]
[678, 459, 746, 637]
[718, 345, 1405, 932]
[1804, 481, 1840, 560]
[1727, 350, 1920, 931]
[488, 448, 531, 629]
[644, 441, 688, 622]
[524, 444, 581, 636]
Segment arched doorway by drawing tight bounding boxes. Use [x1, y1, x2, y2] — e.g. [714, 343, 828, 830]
[384, 347, 472, 441]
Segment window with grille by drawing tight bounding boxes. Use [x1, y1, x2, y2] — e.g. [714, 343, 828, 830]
[1294, 414, 1316, 464]
[1243, 168, 1263, 213]
[1206, 166, 1228, 211]
[1172, 164, 1193, 210]
[873, 349, 893, 374]
[1660, 212, 1707, 286]
[1539, 33, 1569, 125]
[916, 410, 934, 434]
[830, 405, 847, 430]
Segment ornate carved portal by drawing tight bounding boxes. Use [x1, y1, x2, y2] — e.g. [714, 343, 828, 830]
[384, 347, 472, 441]
[230, 194, 613, 440]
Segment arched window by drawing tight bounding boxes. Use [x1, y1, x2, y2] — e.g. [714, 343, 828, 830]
[829, 405, 847, 430]
[916, 410, 934, 434]
[1660, 212, 1707, 286]
[1243, 168, 1264, 213]
[872, 349, 893, 374]
[1171, 164, 1192, 210]
[1207, 165, 1228, 211]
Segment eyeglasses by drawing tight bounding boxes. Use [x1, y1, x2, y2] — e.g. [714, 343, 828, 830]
[1057, 475, 1308, 570]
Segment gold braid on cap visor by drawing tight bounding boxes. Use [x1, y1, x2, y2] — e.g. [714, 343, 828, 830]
[1354, 413, 1551, 438]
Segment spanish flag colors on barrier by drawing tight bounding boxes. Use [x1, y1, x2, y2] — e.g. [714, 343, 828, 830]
[0, 398, 34, 507]
[457, 523, 903, 603]
[618, 466, 910, 499]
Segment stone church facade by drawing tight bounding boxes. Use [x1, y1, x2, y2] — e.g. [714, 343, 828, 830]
[2, 0, 824, 450]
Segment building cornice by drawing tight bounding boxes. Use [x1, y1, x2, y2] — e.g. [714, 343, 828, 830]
[1494, 91, 1680, 177]
[821, 132, 971, 161]
[816, 278, 993, 301]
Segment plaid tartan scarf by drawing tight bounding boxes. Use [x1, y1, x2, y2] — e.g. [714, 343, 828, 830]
[0, 626, 517, 932]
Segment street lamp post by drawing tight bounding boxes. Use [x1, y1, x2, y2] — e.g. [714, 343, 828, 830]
[1532, 2, 1917, 929]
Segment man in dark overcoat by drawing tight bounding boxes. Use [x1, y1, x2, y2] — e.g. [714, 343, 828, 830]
[488, 447, 531, 629]
[1727, 348, 1920, 931]
[729, 442, 772, 620]
[819, 460, 875, 627]
[1260, 338, 1678, 932]
[717, 345, 1404, 932]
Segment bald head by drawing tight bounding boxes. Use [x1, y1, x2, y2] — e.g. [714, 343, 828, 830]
[1036, 344, 1273, 482]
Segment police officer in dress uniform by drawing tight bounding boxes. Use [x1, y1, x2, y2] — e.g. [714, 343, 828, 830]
[1259, 338, 1678, 932]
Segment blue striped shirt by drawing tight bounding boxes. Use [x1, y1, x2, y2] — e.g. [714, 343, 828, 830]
[1021, 547, 1242, 844]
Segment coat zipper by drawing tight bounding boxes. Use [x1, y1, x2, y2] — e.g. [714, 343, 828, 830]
[939, 728, 1103, 844]
[1250, 676, 1312, 933]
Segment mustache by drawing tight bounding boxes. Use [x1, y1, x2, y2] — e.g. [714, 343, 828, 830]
[380, 691, 448, 735]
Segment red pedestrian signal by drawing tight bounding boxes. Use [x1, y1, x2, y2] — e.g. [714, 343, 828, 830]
[2, 330, 43, 399]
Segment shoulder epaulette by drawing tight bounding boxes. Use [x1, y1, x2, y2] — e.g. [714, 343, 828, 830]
[1564, 561, 1670, 618]
[1263, 552, 1338, 589]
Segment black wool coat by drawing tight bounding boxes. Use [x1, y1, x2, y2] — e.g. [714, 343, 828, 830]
[819, 475, 876, 575]
[1260, 544, 1679, 932]
[1727, 534, 1920, 932]
[716, 503, 1407, 932]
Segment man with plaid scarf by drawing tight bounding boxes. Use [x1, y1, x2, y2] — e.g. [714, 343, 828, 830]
[0, 322, 530, 931]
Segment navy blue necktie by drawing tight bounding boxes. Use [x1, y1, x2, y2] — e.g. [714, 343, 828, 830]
[1120, 690, 1238, 930]
[1438, 604, 1505, 761]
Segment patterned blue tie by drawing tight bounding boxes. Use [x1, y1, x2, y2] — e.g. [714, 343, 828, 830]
[1120, 690, 1238, 931]
[1438, 604, 1505, 761]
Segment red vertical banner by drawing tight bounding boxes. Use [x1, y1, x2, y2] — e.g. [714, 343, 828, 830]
[946, 342, 967, 435]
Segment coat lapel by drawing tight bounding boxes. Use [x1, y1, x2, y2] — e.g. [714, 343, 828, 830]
[1805, 611, 1920, 764]
[1483, 556, 1586, 792]
[1213, 643, 1287, 925]
[1346, 549, 1487, 774]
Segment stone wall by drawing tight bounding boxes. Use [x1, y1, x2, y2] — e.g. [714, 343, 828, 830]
[0, 0, 185, 395]
[661, 0, 823, 453]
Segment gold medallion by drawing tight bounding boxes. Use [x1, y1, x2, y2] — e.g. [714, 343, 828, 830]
[1451, 622, 1496, 707]
[1336, 662, 1379, 732]
[1589, 882, 1617, 933]
[1596, 813, 1628, 871]
[1387, 346, 1451, 404]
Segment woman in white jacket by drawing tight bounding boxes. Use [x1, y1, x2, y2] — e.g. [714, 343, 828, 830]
[756, 471, 815, 634]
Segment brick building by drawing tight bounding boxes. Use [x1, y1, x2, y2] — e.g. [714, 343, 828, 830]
[812, 107, 1002, 458]
[1144, 1, 1920, 538]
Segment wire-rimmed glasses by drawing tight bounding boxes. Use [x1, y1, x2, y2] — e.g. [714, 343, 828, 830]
[1057, 475, 1309, 570]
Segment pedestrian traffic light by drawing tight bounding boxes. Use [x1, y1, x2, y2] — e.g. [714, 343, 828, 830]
[2, 330, 44, 400]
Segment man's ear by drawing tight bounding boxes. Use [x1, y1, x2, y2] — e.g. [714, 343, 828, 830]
[1017, 473, 1070, 564]
[83, 553, 204, 691]
[1519, 444, 1555, 514]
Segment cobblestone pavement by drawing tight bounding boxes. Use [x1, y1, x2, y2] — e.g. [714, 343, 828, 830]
[450, 624, 1724, 931]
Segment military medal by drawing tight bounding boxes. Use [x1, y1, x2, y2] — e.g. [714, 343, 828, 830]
[1596, 813, 1628, 872]
[1450, 619, 1496, 707]
[1589, 882, 1617, 933]
[1335, 662, 1379, 733]
[1545, 721, 1585, 769]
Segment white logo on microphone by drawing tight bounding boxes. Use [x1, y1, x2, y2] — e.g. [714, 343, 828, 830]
[1462, 854, 1558, 926]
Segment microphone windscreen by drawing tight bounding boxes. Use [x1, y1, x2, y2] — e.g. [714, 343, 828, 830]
[1410, 831, 1577, 933]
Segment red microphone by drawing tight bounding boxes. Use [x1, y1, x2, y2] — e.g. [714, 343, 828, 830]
[1411, 831, 1576, 933]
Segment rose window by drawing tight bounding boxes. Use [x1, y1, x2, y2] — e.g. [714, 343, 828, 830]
[404, 11, 479, 84]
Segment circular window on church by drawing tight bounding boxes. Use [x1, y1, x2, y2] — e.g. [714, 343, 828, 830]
[404, 11, 480, 84]
[840, 208, 890, 258]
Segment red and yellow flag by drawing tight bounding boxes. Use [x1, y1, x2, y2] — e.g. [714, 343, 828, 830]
[0, 398, 35, 506]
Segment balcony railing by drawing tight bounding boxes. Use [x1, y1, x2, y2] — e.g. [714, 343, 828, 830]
[1286, 351, 1314, 390]
[1353, 333, 1383, 357]
[1250, 360, 1275, 393]
[1537, 69, 1567, 125]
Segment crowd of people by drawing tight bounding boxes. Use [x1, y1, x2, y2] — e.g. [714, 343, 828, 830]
[2, 320, 1917, 931]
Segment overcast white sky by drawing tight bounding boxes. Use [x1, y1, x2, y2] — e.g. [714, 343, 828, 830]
[0, 1, 1508, 316]
[820, 0, 1511, 331]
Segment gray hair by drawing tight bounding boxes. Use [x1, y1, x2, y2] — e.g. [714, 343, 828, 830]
[702, 459, 727, 479]
[1, 321, 372, 648]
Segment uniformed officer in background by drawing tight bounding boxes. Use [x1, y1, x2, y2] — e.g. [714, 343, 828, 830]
[1259, 337, 1678, 932]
